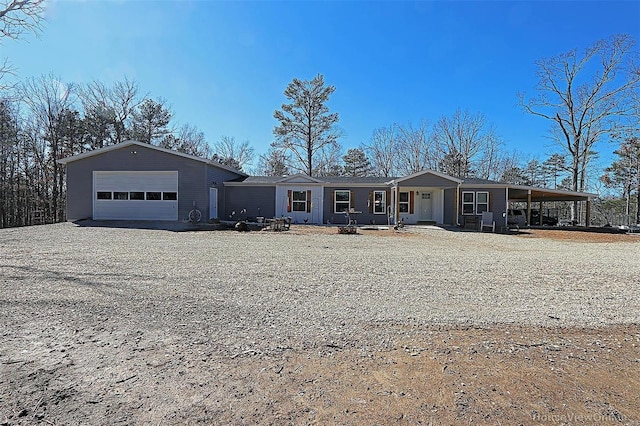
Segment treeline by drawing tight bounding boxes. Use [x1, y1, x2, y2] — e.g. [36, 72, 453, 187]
[0, 76, 256, 228]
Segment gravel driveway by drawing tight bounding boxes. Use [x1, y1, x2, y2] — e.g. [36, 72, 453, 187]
[2, 223, 639, 354]
[1, 223, 639, 424]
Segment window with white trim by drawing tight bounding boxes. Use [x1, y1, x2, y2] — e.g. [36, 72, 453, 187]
[292, 190, 307, 212]
[373, 190, 386, 214]
[334, 190, 350, 213]
[476, 191, 489, 213]
[462, 191, 475, 214]
[399, 191, 409, 213]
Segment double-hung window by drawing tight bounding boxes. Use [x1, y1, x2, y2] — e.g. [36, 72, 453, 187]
[373, 190, 386, 214]
[334, 190, 351, 213]
[292, 190, 307, 212]
[476, 192, 489, 213]
[462, 192, 475, 214]
[398, 192, 410, 213]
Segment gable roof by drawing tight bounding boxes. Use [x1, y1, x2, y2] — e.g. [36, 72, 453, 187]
[57, 140, 248, 176]
[389, 169, 463, 185]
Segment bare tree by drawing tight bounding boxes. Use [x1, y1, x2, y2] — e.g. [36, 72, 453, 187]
[20, 74, 77, 222]
[432, 109, 502, 179]
[1, 0, 46, 87]
[272, 74, 341, 176]
[519, 34, 640, 198]
[212, 135, 255, 170]
[313, 142, 343, 176]
[395, 120, 436, 175]
[257, 147, 290, 176]
[364, 125, 398, 177]
[79, 78, 141, 145]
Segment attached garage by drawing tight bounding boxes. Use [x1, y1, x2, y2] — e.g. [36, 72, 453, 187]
[93, 171, 178, 220]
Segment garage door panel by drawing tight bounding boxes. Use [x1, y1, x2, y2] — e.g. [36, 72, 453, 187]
[93, 171, 178, 221]
[94, 171, 178, 192]
[94, 200, 177, 220]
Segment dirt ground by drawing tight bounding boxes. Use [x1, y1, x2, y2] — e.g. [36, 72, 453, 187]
[1, 226, 639, 425]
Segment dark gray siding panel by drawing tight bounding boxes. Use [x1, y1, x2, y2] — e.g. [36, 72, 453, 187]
[64, 144, 242, 221]
[323, 186, 390, 225]
[66, 162, 93, 220]
[457, 187, 508, 226]
[443, 188, 456, 225]
[225, 186, 276, 219]
[400, 173, 459, 187]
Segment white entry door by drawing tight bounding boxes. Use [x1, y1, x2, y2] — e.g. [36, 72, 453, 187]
[209, 188, 218, 219]
[419, 192, 432, 221]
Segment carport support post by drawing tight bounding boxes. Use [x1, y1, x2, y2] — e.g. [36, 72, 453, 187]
[586, 198, 591, 227]
[526, 190, 532, 226]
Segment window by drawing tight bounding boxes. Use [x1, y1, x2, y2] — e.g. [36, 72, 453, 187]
[163, 192, 177, 201]
[129, 191, 144, 200]
[399, 192, 409, 213]
[462, 191, 490, 214]
[476, 192, 489, 213]
[96, 191, 112, 200]
[373, 191, 386, 214]
[146, 192, 161, 200]
[292, 190, 307, 212]
[113, 192, 128, 200]
[334, 190, 351, 213]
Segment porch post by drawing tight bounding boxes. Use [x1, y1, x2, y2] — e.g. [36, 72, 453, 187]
[585, 198, 591, 227]
[395, 186, 400, 225]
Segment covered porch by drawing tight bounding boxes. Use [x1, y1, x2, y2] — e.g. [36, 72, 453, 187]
[388, 170, 462, 226]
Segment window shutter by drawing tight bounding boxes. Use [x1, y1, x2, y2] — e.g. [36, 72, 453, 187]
[287, 190, 292, 212]
[306, 190, 312, 213]
[409, 191, 415, 214]
[350, 191, 354, 209]
[489, 193, 492, 212]
[368, 191, 373, 213]
[331, 190, 335, 213]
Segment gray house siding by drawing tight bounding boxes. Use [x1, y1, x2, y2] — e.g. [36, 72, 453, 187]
[457, 187, 508, 226]
[443, 188, 456, 226]
[64, 144, 241, 221]
[399, 174, 458, 188]
[323, 186, 390, 225]
[224, 186, 276, 220]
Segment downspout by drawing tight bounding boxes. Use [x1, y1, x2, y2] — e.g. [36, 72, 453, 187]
[455, 184, 460, 226]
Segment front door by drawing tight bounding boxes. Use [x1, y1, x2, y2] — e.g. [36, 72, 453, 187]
[419, 192, 432, 221]
[209, 187, 218, 219]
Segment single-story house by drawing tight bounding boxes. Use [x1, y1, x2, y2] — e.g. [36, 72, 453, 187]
[58, 141, 597, 228]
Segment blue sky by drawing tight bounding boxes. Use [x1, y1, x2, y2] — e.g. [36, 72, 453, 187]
[2, 0, 639, 171]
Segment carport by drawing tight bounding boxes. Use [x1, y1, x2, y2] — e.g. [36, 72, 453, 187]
[506, 185, 597, 226]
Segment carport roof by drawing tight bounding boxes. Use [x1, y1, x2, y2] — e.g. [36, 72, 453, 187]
[460, 178, 597, 201]
[506, 185, 597, 202]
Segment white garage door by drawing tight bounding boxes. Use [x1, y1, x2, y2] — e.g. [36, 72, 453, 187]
[93, 171, 178, 220]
